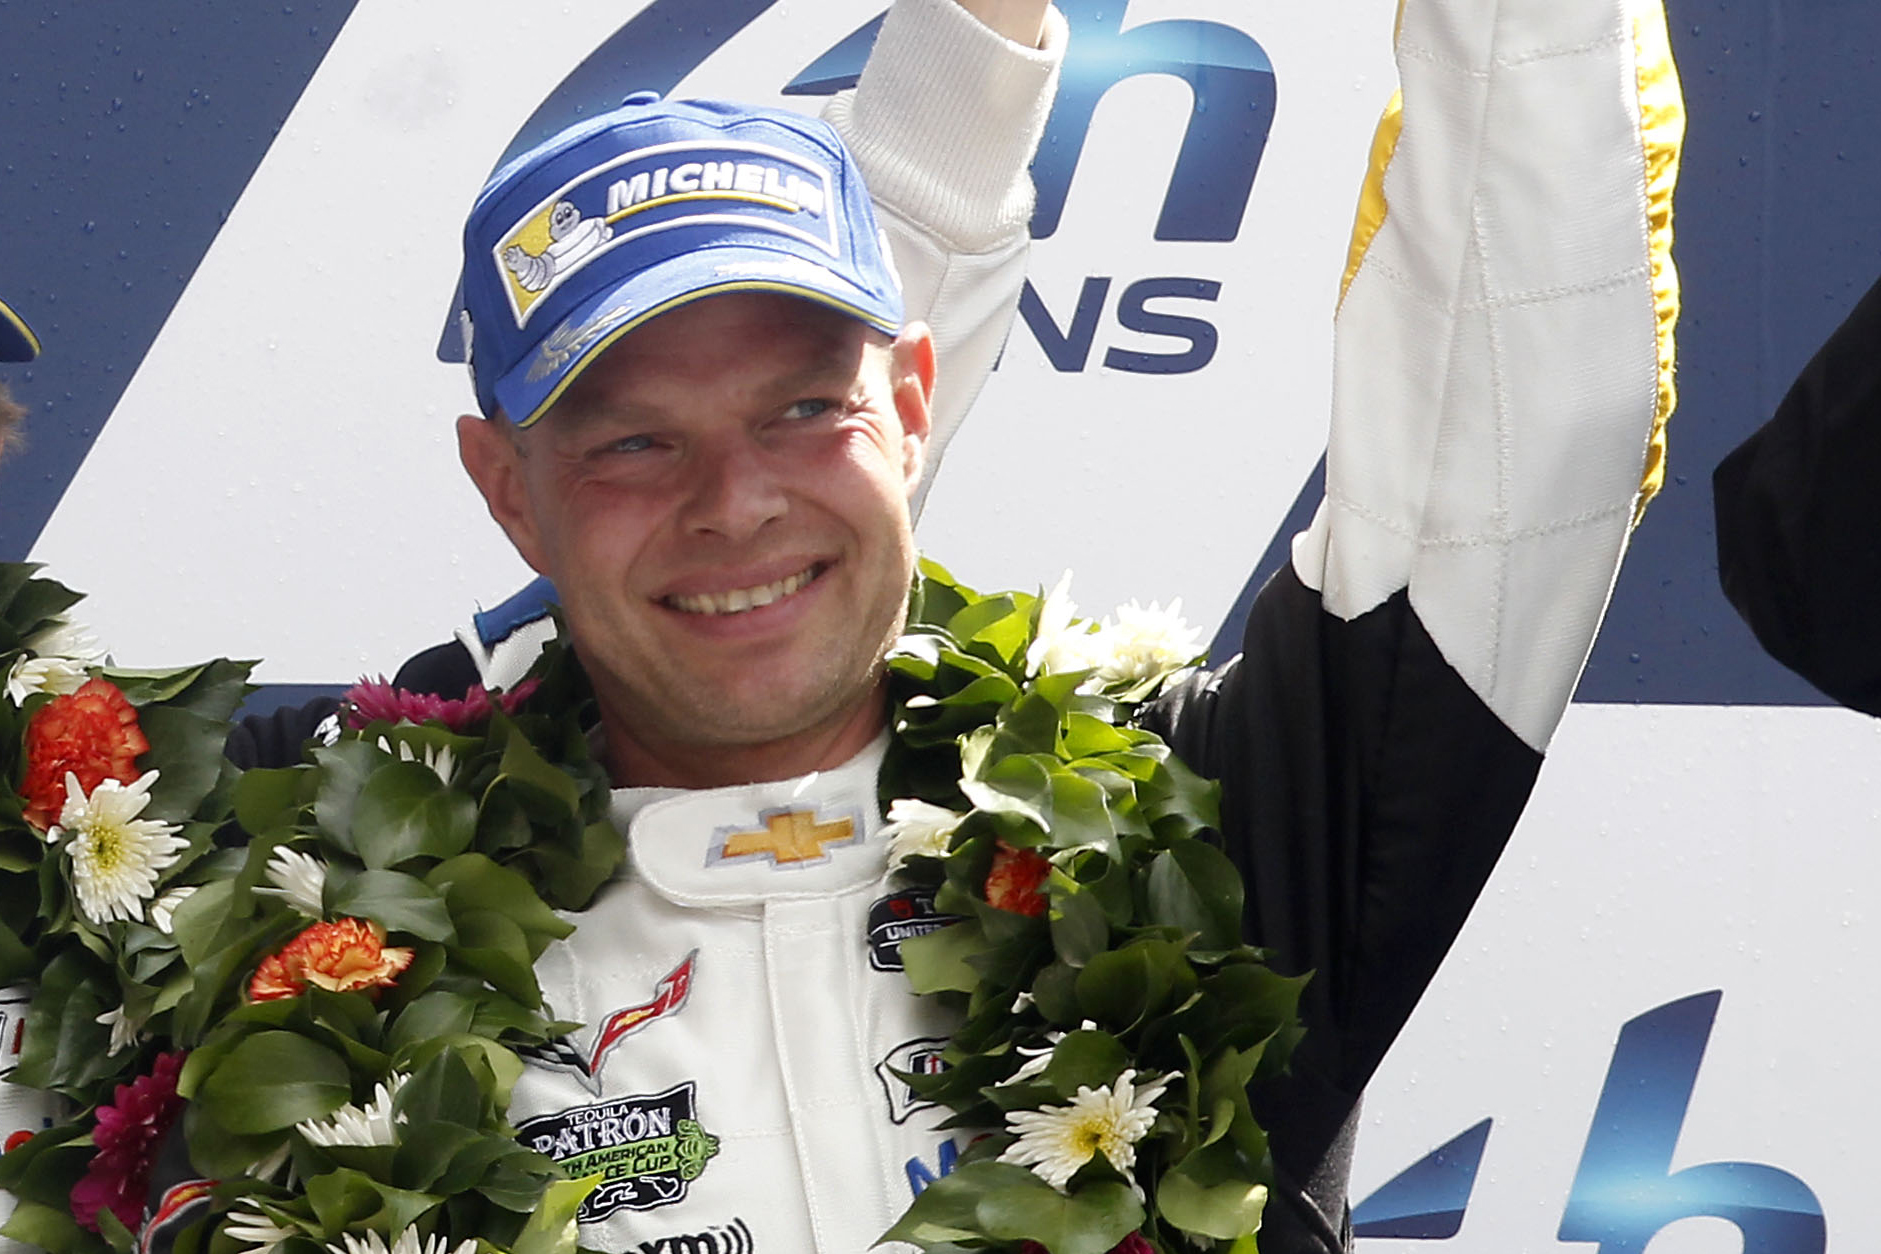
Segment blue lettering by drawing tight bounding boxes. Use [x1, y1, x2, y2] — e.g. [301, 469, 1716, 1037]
[1350, 1118, 1492, 1239]
[1557, 991, 1824, 1253]
[784, 0, 1274, 242]
[1103, 277, 1221, 374]
[1034, 0, 1274, 242]
[1017, 277, 1111, 373]
[904, 1137, 960, 1197]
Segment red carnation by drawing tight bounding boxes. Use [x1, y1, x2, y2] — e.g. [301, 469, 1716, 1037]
[343, 676, 539, 734]
[249, 917, 414, 1002]
[19, 678, 149, 831]
[984, 842, 1051, 917]
[69, 1050, 187, 1233]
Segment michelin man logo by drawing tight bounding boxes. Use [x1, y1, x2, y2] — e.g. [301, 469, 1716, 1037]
[493, 144, 838, 327]
[504, 200, 613, 294]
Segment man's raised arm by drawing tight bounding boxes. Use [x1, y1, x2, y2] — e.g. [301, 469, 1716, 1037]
[1146, 1, 1683, 1247]
[822, 0, 1064, 511]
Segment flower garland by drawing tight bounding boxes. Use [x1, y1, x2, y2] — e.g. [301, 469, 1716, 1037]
[0, 560, 1303, 1254]
[874, 561, 1303, 1253]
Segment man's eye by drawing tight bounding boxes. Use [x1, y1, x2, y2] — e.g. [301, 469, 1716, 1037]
[603, 434, 656, 455]
[783, 399, 833, 421]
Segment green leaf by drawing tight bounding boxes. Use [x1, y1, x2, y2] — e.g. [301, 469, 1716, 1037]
[326, 870, 455, 942]
[2, 1199, 98, 1254]
[961, 751, 1052, 831]
[524, 819, 625, 911]
[1075, 939, 1195, 1031]
[450, 910, 541, 1007]
[397, 1048, 487, 1130]
[304, 1167, 440, 1236]
[384, 991, 479, 1058]
[350, 763, 478, 870]
[1146, 847, 1239, 951]
[11, 948, 116, 1093]
[493, 731, 580, 812]
[509, 1175, 601, 1254]
[1041, 1029, 1128, 1097]
[977, 1175, 1143, 1254]
[881, 1161, 1141, 1254]
[235, 768, 310, 836]
[899, 920, 987, 996]
[1159, 1142, 1268, 1239]
[196, 1030, 351, 1133]
[427, 855, 573, 953]
[312, 741, 386, 856]
[1048, 877, 1111, 968]
[136, 706, 235, 824]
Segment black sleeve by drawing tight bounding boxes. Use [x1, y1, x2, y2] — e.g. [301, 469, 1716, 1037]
[392, 640, 481, 701]
[1715, 271, 1881, 714]
[1146, 566, 1541, 1252]
[222, 698, 341, 770]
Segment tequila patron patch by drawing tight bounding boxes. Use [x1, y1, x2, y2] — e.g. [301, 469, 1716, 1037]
[517, 1082, 721, 1219]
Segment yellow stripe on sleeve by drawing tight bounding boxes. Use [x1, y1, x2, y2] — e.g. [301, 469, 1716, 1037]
[1630, 0, 1685, 521]
[1338, 89, 1404, 312]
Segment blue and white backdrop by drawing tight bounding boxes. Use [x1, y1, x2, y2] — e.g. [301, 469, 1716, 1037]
[3, 1, 1879, 1249]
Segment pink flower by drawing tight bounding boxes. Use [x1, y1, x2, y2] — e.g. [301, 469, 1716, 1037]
[70, 1050, 187, 1233]
[342, 677, 539, 734]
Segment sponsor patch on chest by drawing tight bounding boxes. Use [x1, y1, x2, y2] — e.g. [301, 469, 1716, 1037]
[876, 1036, 949, 1125]
[866, 889, 960, 972]
[708, 806, 862, 869]
[634, 1217, 754, 1254]
[517, 1081, 721, 1219]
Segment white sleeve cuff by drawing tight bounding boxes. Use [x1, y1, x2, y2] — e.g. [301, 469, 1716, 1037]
[823, 0, 1066, 253]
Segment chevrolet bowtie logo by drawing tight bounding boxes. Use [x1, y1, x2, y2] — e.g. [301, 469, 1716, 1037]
[713, 808, 859, 868]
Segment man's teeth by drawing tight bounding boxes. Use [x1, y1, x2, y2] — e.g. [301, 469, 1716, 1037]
[668, 567, 818, 615]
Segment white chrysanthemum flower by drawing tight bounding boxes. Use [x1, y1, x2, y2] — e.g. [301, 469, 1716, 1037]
[5, 654, 90, 704]
[297, 1073, 409, 1148]
[95, 1004, 144, 1056]
[880, 798, 964, 868]
[327, 1229, 476, 1254]
[375, 736, 456, 787]
[1002, 1020, 1098, 1085]
[1089, 599, 1204, 690]
[27, 618, 106, 662]
[149, 884, 196, 934]
[5, 618, 108, 705]
[226, 1205, 298, 1254]
[47, 771, 187, 926]
[998, 1068, 1173, 1192]
[1026, 572, 1104, 678]
[258, 846, 328, 918]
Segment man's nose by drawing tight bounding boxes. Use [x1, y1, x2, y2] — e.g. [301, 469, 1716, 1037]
[679, 437, 787, 541]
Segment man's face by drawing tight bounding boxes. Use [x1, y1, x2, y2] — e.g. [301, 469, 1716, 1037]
[460, 292, 934, 786]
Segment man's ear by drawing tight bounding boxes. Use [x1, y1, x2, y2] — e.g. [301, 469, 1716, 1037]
[890, 320, 937, 495]
[457, 412, 550, 575]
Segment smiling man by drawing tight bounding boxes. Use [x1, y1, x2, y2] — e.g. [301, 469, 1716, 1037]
[457, 285, 936, 789]
[208, 0, 1681, 1247]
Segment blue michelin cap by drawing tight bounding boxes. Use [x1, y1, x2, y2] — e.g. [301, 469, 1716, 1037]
[0, 297, 39, 363]
[460, 91, 904, 428]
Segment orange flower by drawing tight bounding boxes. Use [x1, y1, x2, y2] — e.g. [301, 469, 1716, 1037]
[249, 918, 414, 1002]
[20, 679, 149, 831]
[984, 842, 1051, 917]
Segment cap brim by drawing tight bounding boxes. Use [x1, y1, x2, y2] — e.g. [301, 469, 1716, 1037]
[0, 299, 40, 362]
[492, 244, 901, 428]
